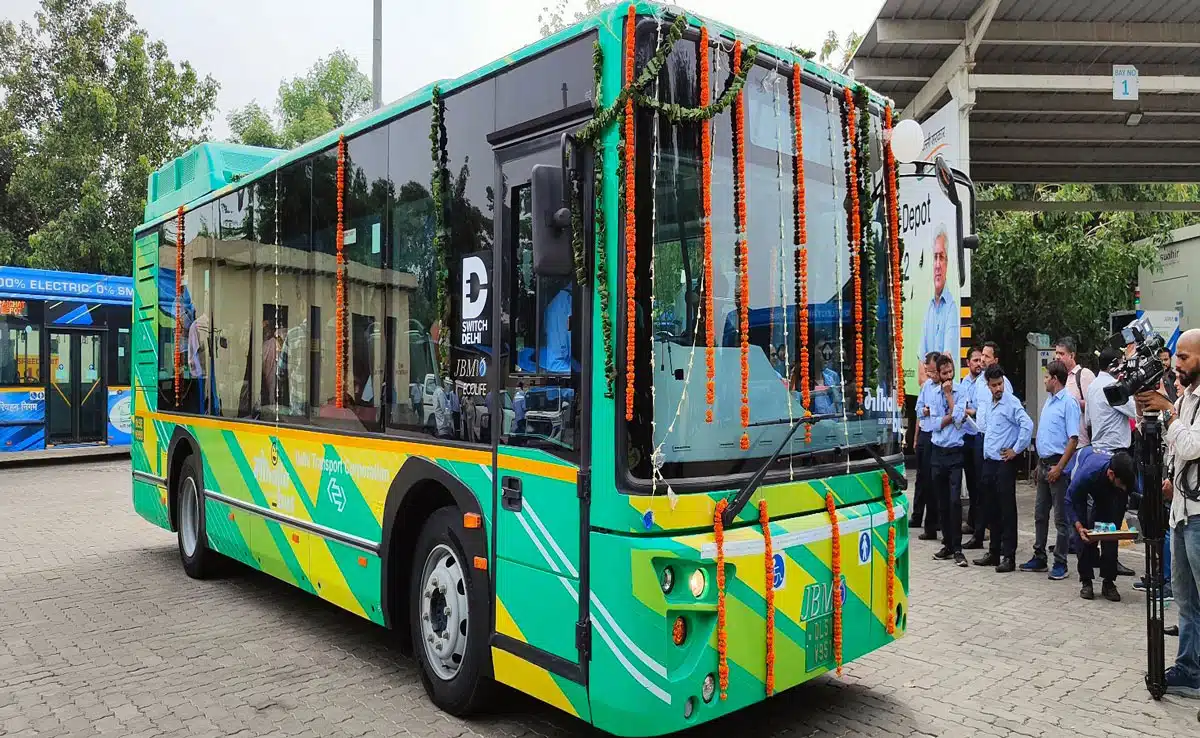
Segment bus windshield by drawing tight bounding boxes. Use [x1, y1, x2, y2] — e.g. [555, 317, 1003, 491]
[628, 33, 899, 481]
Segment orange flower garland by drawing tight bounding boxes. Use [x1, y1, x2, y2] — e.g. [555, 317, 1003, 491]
[825, 491, 843, 676]
[884, 107, 906, 398]
[714, 498, 729, 700]
[843, 88, 863, 416]
[791, 64, 811, 443]
[759, 499, 776, 696]
[623, 4, 637, 422]
[733, 41, 751, 451]
[335, 134, 347, 409]
[174, 206, 184, 400]
[881, 472, 897, 635]
[701, 27, 716, 424]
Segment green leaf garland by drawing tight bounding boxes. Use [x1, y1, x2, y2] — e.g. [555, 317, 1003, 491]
[854, 85, 878, 389]
[430, 85, 450, 376]
[573, 12, 759, 399]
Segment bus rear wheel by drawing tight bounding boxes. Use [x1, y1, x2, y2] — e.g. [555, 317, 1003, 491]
[409, 506, 493, 715]
[176, 455, 215, 580]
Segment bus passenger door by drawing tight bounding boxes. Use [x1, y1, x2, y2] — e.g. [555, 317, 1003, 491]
[47, 330, 106, 445]
[490, 125, 588, 683]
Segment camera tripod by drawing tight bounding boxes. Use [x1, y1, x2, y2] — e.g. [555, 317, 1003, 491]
[1139, 410, 1168, 700]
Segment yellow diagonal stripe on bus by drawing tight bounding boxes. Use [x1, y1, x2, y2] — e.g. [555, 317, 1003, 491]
[492, 598, 578, 717]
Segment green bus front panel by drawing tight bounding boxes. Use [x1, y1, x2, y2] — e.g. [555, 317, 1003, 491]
[583, 475, 909, 737]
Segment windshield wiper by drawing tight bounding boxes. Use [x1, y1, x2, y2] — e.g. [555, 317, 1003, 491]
[721, 413, 837, 526]
[864, 442, 908, 493]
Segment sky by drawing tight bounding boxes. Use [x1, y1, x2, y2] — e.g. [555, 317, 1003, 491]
[5, 0, 885, 140]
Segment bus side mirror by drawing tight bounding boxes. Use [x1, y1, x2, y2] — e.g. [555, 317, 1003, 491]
[531, 164, 574, 277]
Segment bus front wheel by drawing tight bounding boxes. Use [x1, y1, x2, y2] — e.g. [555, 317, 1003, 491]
[409, 506, 493, 715]
[176, 455, 215, 580]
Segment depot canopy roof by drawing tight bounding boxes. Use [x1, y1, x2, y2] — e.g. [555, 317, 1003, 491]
[849, 0, 1200, 184]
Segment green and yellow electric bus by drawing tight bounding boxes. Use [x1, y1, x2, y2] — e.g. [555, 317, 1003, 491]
[130, 3, 911, 734]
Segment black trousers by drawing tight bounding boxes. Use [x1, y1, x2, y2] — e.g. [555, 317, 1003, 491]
[932, 445, 965, 553]
[964, 434, 984, 537]
[914, 430, 938, 532]
[982, 458, 1018, 559]
[1077, 485, 1122, 584]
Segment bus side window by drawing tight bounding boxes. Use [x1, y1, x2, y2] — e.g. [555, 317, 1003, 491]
[500, 183, 578, 456]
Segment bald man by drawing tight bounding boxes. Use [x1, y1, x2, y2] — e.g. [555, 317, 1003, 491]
[1137, 328, 1200, 697]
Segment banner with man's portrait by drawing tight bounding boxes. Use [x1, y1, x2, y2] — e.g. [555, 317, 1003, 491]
[898, 100, 972, 395]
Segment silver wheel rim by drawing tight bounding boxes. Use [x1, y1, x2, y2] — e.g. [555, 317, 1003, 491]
[180, 477, 199, 558]
[419, 543, 469, 680]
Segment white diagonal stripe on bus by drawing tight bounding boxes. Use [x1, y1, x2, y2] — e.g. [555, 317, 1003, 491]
[511, 511, 670, 703]
[521, 498, 668, 679]
[699, 504, 908, 560]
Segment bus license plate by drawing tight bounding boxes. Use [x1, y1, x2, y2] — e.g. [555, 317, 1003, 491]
[805, 615, 834, 672]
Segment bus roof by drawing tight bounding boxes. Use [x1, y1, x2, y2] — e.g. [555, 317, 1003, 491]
[138, 0, 891, 233]
[0, 266, 133, 305]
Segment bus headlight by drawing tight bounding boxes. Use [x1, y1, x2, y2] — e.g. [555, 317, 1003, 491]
[702, 673, 716, 703]
[660, 566, 675, 594]
[688, 569, 706, 598]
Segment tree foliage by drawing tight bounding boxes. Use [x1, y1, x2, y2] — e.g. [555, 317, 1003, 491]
[974, 183, 1200, 392]
[227, 50, 371, 150]
[817, 30, 863, 71]
[538, 0, 611, 38]
[0, 0, 219, 275]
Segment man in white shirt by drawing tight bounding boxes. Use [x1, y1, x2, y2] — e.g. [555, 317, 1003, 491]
[1137, 329, 1200, 698]
[1056, 337, 1096, 447]
[1088, 346, 1141, 578]
[1086, 347, 1138, 453]
[1089, 345, 1142, 578]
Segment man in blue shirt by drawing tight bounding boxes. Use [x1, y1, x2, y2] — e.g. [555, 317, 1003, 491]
[958, 348, 985, 548]
[917, 229, 958, 385]
[1065, 449, 1136, 602]
[1021, 360, 1082, 580]
[972, 365, 1033, 572]
[539, 284, 573, 373]
[913, 352, 943, 540]
[967, 342, 1013, 543]
[929, 353, 970, 566]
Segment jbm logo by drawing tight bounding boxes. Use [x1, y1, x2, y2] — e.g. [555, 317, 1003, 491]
[800, 575, 848, 621]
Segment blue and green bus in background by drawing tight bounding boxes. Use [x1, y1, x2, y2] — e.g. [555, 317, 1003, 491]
[0, 266, 133, 458]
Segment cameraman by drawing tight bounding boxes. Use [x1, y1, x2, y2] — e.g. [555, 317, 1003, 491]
[1087, 347, 1139, 453]
[1136, 328, 1200, 698]
[1087, 345, 1140, 578]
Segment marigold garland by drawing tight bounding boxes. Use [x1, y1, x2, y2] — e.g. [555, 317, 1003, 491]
[733, 41, 751, 451]
[759, 499, 776, 696]
[842, 87, 864, 416]
[335, 134, 347, 409]
[174, 206, 184, 401]
[884, 106, 906, 398]
[571, 8, 756, 403]
[622, 4, 637, 423]
[881, 471, 897, 635]
[825, 491, 843, 676]
[714, 498, 729, 700]
[790, 64, 811, 444]
[700, 27, 715, 424]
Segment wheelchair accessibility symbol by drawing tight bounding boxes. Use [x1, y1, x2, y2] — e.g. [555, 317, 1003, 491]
[772, 552, 785, 590]
[858, 530, 872, 565]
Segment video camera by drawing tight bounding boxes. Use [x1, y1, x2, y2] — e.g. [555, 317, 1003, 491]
[1104, 315, 1167, 407]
